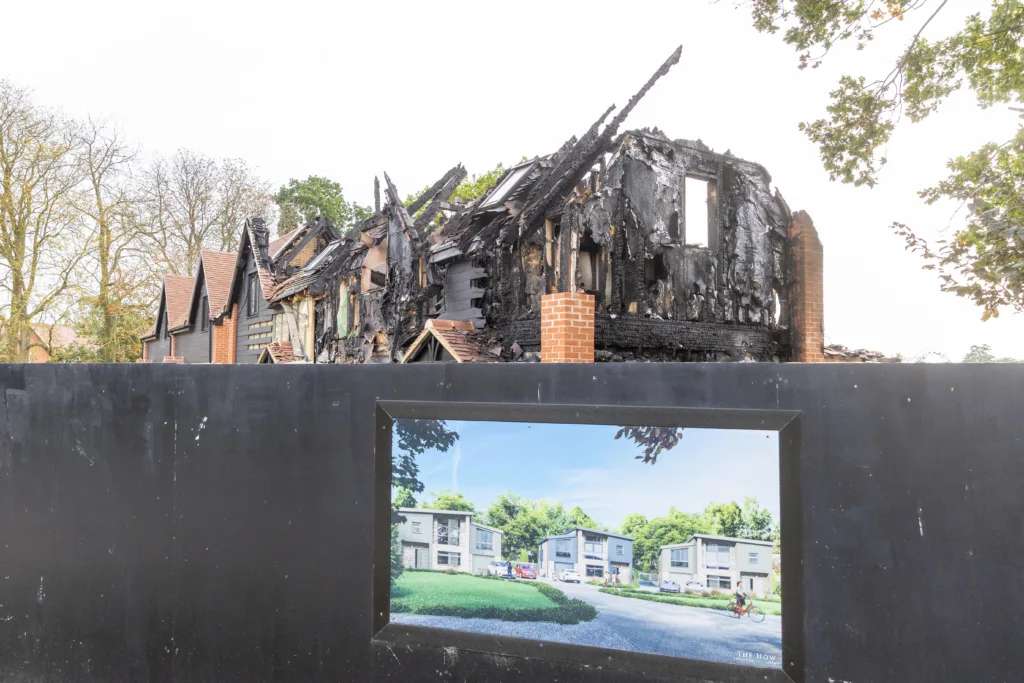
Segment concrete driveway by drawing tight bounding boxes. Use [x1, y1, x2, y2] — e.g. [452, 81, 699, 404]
[548, 579, 782, 668]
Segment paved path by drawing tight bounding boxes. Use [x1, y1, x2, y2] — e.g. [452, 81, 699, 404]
[553, 580, 783, 668]
[392, 579, 782, 669]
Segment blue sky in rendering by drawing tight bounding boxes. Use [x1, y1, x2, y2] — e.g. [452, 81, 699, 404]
[399, 421, 779, 529]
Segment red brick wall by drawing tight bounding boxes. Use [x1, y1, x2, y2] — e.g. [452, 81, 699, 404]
[211, 304, 238, 364]
[541, 292, 595, 363]
[789, 211, 825, 362]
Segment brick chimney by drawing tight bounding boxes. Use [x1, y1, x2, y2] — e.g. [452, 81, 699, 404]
[541, 292, 595, 363]
[789, 210, 824, 362]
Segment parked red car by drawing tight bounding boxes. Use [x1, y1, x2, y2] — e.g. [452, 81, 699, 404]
[514, 563, 537, 579]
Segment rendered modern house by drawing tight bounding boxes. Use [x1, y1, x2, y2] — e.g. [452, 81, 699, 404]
[537, 527, 633, 580]
[659, 534, 774, 597]
[395, 508, 503, 574]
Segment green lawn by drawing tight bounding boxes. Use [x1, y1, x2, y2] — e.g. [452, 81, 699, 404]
[600, 587, 783, 616]
[391, 571, 597, 624]
[394, 572, 556, 611]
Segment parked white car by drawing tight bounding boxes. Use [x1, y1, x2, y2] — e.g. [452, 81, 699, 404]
[557, 569, 581, 583]
[659, 579, 681, 593]
[685, 581, 708, 594]
[487, 561, 508, 577]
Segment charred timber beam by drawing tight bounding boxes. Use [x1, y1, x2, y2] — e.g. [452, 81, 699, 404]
[414, 167, 468, 232]
[383, 173, 422, 245]
[517, 46, 682, 239]
[407, 164, 466, 217]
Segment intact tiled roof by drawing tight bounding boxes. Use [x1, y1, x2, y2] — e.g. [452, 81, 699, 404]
[200, 250, 236, 316]
[400, 319, 501, 364]
[165, 275, 196, 331]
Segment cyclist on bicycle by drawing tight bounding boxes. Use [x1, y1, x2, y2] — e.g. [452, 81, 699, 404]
[734, 581, 747, 612]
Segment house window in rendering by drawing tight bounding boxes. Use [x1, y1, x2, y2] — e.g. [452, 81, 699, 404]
[707, 575, 731, 589]
[437, 518, 460, 545]
[670, 548, 689, 567]
[615, 544, 624, 556]
[584, 534, 604, 560]
[411, 521, 421, 534]
[749, 552, 759, 564]
[200, 295, 209, 331]
[437, 551, 460, 566]
[585, 565, 603, 578]
[555, 539, 572, 557]
[476, 529, 493, 551]
[706, 544, 730, 569]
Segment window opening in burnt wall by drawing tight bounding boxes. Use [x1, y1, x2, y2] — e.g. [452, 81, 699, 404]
[644, 253, 668, 287]
[684, 176, 710, 247]
[579, 235, 602, 296]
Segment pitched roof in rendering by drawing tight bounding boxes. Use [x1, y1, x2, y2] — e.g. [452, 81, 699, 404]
[397, 507, 474, 516]
[540, 526, 635, 542]
[400, 319, 500, 364]
[659, 532, 770, 548]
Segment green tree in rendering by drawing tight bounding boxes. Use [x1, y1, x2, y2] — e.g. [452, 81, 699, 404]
[702, 502, 745, 538]
[419, 490, 475, 512]
[615, 426, 685, 464]
[392, 420, 459, 523]
[393, 487, 417, 509]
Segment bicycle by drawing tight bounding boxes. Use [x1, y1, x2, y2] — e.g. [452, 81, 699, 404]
[727, 598, 766, 623]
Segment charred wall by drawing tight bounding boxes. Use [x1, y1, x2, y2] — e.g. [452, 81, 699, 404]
[465, 129, 792, 361]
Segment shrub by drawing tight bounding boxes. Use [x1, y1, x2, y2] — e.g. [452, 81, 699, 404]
[598, 588, 782, 616]
[389, 525, 403, 589]
[391, 572, 597, 624]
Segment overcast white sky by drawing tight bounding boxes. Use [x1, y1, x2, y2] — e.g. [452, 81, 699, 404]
[4, 0, 1022, 360]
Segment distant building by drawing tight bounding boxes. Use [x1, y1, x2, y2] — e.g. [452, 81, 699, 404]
[659, 534, 774, 597]
[395, 508, 502, 574]
[537, 527, 634, 581]
[28, 324, 94, 362]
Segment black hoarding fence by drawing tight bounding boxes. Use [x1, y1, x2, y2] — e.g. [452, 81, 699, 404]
[0, 362, 1021, 683]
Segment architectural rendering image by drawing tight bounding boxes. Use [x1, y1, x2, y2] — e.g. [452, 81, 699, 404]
[390, 419, 783, 668]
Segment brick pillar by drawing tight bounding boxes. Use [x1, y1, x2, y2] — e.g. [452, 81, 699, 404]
[142, 340, 148, 361]
[788, 210, 824, 362]
[541, 292, 595, 363]
[211, 308, 237, 364]
[169, 333, 177, 358]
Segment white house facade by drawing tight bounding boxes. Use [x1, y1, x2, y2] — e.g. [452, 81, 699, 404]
[659, 534, 774, 597]
[396, 508, 503, 574]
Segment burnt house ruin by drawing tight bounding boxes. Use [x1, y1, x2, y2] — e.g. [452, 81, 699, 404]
[142, 47, 826, 365]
